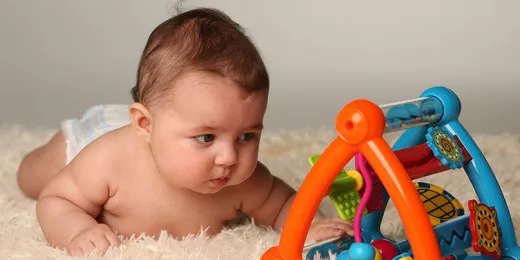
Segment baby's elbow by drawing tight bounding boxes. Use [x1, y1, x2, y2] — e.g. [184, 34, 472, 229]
[35, 195, 60, 220]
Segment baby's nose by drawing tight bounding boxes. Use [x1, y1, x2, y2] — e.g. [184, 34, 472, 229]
[215, 146, 238, 166]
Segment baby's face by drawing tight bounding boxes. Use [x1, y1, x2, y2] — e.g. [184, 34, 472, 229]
[148, 71, 268, 194]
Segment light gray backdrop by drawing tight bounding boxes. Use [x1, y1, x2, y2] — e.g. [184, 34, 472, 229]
[2, 0, 519, 134]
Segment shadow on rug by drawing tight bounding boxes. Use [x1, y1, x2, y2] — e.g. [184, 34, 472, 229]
[1, 124, 519, 259]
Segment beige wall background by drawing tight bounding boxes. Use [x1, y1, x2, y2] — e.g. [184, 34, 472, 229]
[1, 0, 519, 134]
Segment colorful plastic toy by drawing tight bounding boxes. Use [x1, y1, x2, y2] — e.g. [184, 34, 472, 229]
[261, 86, 519, 260]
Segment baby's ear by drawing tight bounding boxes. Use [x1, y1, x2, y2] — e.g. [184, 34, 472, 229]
[129, 103, 152, 143]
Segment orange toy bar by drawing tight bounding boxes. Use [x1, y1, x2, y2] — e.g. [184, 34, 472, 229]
[261, 99, 441, 260]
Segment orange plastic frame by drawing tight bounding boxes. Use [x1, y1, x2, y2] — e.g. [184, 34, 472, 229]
[262, 99, 441, 260]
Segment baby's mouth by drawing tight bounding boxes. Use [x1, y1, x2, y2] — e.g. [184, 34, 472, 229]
[209, 176, 230, 186]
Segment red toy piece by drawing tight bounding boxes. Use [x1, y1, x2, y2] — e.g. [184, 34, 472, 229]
[393, 136, 471, 180]
[357, 137, 471, 182]
[370, 239, 398, 260]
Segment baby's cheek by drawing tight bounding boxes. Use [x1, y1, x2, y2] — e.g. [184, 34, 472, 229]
[242, 147, 259, 166]
[235, 153, 258, 180]
[176, 150, 213, 176]
[156, 146, 191, 173]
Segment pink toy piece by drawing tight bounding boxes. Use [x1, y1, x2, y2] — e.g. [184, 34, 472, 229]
[356, 156, 385, 213]
[353, 153, 374, 243]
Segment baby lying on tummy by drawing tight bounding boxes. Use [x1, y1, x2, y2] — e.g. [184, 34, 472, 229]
[17, 7, 353, 256]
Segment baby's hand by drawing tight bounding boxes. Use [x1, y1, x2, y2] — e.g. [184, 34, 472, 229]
[67, 223, 120, 256]
[307, 217, 354, 242]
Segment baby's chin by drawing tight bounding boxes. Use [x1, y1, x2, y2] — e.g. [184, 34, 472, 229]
[190, 185, 226, 194]
[193, 187, 224, 194]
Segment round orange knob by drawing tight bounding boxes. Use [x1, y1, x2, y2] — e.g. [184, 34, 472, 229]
[335, 99, 385, 145]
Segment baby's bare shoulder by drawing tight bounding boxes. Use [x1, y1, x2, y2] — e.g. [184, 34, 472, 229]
[37, 126, 149, 218]
[78, 128, 127, 162]
[67, 126, 142, 178]
[37, 128, 131, 212]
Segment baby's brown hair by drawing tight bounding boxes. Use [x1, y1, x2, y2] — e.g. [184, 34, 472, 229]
[131, 7, 269, 108]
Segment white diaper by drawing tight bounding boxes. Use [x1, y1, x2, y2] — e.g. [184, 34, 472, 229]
[61, 104, 131, 163]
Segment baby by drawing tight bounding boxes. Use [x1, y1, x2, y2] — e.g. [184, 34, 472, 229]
[17, 7, 353, 256]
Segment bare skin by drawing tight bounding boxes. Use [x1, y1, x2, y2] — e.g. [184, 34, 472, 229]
[20, 72, 353, 256]
[17, 132, 66, 200]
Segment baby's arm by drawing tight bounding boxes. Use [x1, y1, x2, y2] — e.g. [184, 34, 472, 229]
[239, 163, 353, 242]
[36, 139, 119, 255]
[238, 162, 295, 230]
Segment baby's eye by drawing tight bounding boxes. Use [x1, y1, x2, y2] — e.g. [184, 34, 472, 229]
[194, 134, 215, 143]
[238, 133, 256, 141]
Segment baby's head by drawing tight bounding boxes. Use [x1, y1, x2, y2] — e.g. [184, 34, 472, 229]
[130, 7, 269, 108]
[129, 8, 269, 194]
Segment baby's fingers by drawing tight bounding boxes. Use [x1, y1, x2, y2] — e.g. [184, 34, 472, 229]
[311, 227, 346, 242]
[92, 236, 112, 254]
[68, 246, 83, 256]
[331, 218, 355, 235]
[315, 218, 353, 230]
[105, 232, 121, 247]
[70, 240, 95, 256]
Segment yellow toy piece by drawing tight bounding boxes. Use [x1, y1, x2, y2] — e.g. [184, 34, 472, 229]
[373, 248, 383, 260]
[308, 155, 366, 220]
[414, 182, 464, 226]
[346, 170, 363, 191]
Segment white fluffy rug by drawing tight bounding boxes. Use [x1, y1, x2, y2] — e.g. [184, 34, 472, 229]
[1, 124, 519, 259]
